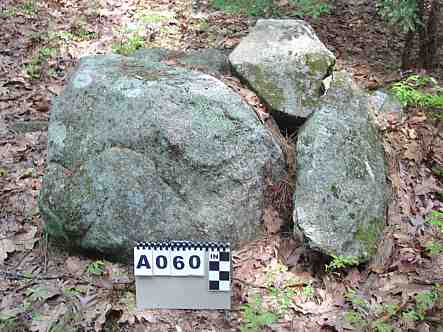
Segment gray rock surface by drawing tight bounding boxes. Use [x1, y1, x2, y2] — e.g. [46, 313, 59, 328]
[293, 72, 387, 261]
[229, 19, 335, 119]
[368, 89, 406, 124]
[39, 54, 286, 259]
[369, 90, 403, 114]
[132, 48, 230, 76]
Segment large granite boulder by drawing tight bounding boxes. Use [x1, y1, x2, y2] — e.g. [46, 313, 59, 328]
[229, 19, 335, 122]
[39, 54, 286, 259]
[293, 72, 387, 262]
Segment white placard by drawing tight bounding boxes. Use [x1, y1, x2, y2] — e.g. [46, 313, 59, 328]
[134, 247, 153, 276]
[170, 248, 205, 276]
[152, 247, 171, 275]
[188, 248, 205, 276]
[170, 248, 190, 276]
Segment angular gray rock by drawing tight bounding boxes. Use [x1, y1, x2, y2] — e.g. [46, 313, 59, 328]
[39, 54, 286, 259]
[229, 19, 335, 120]
[293, 72, 387, 262]
[368, 89, 406, 124]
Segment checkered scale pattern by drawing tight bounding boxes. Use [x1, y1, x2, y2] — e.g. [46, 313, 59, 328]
[208, 250, 230, 291]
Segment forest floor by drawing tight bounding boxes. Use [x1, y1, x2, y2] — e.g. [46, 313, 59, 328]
[0, 0, 442, 331]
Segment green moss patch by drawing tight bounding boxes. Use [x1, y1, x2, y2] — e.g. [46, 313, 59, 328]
[355, 218, 384, 257]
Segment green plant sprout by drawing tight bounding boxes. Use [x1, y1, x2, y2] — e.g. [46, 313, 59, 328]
[112, 35, 145, 55]
[240, 295, 278, 332]
[426, 210, 443, 232]
[391, 75, 443, 110]
[325, 255, 360, 272]
[372, 320, 394, 332]
[25, 287, 49, 302]
[21, 1, 35, 16]
[290, 0, 330, 19]
[24, 56, 42, 79]
[414, 290, 438, 320]
[344, 310, 365, 328]
[0, 7, 18, 17]
[345, 289, 369, 309]
[86, 260, 106, 276]
[210, 0, 278, 16]
[424, 241, 443, 255]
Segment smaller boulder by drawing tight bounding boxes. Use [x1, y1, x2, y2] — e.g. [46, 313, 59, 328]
[229, 19, 335, 120]
[293, 71, 387, 262]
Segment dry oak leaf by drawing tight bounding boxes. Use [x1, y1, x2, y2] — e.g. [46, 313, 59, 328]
[0, 225, 38, 264]
[263, 207, 284, 234]
[0, 239, 15, 265]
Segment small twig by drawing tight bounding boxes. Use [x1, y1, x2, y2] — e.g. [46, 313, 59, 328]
[0, 270, 65, 281]
[233, 278, 267, 289]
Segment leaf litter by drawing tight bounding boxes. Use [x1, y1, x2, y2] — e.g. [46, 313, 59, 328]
[0, 0, 442, 330]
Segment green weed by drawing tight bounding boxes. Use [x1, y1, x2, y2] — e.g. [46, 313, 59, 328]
[426, 210, 443, 232]
[396, 288, 438, 322]
[240, 295, 278, 332]
[290, 0, 330, 19]
[0, 313, 19, 332]
[372, 320, 394, 332]
[0, 7, 17, 17]
[414, 290, 439, 320]
[391, 74, 443, 110]
[112, 35, 145, 55]
[71, 17, 97, 40]
[63, 287, 82, 296]
[20, 1, 35, 15]
[23, 46, 57, 79]
[345, 289, 369, 309]
[24, 56, 42, 79]
[210, 0, 279, 17]
[344, 310, 366, 328]
[432, 165, 443, 178]
[325, 254, 359, 272]
[39, 47, 56, 59]
[210, 0, 329, 18]
[299, 283, 315, 299]
[25, 287, 49, 302]
[86, 260, 106, 276]
[424, 241, 443, 255]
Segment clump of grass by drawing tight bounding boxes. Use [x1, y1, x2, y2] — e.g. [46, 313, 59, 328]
[0, 7, 18, 17]
[290, 0, 330, 19]
[20, 1, 36, 16]
[209, 0, 330, 18]
[112, 35, 145, 55]
[325, 254, 360, 272]
[426, 210, 443, 233]
[210, 0, 280, 16]
[86, 260, 106, 276]
[391, 74, 443, 118]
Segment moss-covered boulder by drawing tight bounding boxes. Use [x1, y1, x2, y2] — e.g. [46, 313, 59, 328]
[229, 19, 335, 120]
[39, 54, 286, 260]
[293, 72, 387, 262]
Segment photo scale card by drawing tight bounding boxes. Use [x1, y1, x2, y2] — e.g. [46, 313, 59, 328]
[134, 240, 231, 309]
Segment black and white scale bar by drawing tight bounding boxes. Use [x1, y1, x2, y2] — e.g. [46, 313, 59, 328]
[136, 240, 230, 251]
[208, 249, 230, 292]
